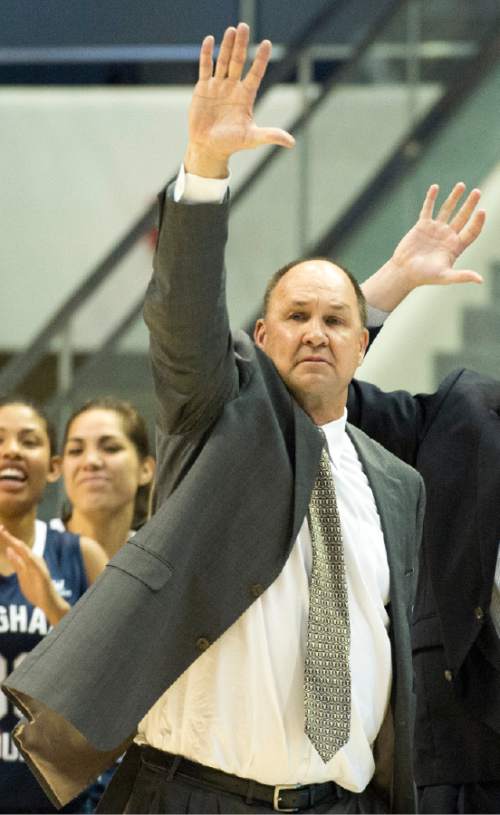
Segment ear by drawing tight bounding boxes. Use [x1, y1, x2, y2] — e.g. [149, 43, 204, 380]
[138, 456, 155, 486]
[357, 328, 369, 365]
[47, 455, 62, 484]
[253, 318, 267, 349]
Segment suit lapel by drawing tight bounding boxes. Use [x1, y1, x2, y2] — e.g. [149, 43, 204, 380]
[346, 424, 408, 579]
[291, 410, 408, 573]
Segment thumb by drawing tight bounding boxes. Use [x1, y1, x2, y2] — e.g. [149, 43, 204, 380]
[253, 126, 295, 149]
[442, 269, 484, 285]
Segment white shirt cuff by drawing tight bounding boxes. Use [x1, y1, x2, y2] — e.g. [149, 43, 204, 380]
[174, 163, 230, 204]
[366, 304, 390, 328]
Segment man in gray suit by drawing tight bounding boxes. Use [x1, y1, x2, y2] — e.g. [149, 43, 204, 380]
[2, 22, 483, 815]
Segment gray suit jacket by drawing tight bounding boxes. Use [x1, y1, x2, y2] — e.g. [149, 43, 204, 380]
[3, 190, 424, 813]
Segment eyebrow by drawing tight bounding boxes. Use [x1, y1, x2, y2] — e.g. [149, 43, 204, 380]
[288, 299, 351, 311]
[0, 426, 41, 434]
[65, 434, 123, 444]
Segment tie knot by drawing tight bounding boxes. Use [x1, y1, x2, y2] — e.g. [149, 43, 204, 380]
[317, 428, 329, 457]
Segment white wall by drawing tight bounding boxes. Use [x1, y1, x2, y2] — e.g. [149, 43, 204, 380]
[1, 83, 440, 351]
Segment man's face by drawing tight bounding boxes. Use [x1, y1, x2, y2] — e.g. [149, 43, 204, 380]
[254, 260, 368, 423]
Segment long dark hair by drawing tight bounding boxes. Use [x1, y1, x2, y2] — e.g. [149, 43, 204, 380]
[62, 397, 153, 530]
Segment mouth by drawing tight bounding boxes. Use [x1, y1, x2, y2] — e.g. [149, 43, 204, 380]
[298, 356, 330, 365]
[0, 467, 27, 484]
[77, 475, 109, 486]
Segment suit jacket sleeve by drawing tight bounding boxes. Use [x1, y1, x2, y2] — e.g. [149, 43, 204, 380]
[347, 326, 462, 465]
[143, 185, 238, 437]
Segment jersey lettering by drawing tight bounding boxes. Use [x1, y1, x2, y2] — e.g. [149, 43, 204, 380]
[52, 578, 72, 599]
[27, 607, 48, 635]
[0, 605, 48, 635]
[0, 732, 21, 762]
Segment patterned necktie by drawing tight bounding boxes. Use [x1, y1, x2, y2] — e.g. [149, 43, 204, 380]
[304, 444, 351, 763]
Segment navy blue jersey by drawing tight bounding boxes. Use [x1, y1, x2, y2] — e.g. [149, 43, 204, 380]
[0, 521, 88, 813]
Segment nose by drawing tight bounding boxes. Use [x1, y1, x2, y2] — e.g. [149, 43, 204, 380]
[303, 317, 328, 346]
[0, 436, 22, 458]
[81, 447, 104, 469]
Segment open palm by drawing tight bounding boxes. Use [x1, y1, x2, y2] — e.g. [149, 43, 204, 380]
[187, 24, 294, 166]
[0, 525, 68, 621]
[392, 183, 485, 288]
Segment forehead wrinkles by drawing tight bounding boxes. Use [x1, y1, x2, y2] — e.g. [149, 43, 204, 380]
[273, 287, 353, 314]
[274, 265, 355, 305]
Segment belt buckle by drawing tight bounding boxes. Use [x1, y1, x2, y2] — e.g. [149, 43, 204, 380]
[273, 783, 302, 812]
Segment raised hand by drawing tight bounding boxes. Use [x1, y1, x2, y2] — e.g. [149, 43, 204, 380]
[391, 183, 486, 288]
[362, 183, 486, 311]
[0, 525, 70, 624]
[184, 22, 295, 178]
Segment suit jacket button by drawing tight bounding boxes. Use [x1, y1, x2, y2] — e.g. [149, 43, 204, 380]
[444, 669, 453, 682]
[250, 583, 264, 598]
[474, 606, 484, 621]
[196, 637, 210, 652]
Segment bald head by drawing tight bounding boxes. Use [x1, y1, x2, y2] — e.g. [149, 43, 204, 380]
[262, 257, 367, 327]
[254, 258, 369, 424]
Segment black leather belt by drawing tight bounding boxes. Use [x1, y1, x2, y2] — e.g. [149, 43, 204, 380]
[139, 745, 345, 812]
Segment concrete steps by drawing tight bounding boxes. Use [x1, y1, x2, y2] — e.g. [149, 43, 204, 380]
[434, 347, 499, 383]
[433, 261, 500, 385]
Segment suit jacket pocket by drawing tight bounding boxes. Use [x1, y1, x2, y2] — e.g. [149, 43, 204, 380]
[107, 541, 173, 591]
[412, 615, 443, 650]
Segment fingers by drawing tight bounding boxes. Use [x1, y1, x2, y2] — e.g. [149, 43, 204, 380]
[244, 39, 272, 95]
[0, 524, 16, 545]
[0, 525, 31, 559]
[449, 188, 481, 232]
[214, 26, 237, 79]
[6, 546, 26, 574]
[419, 184, 439, 219]
[436, 182, 466, 222]
[0, 525, 29, 575]
[227, 22, 250, 81]
[211, 22, 269, 89]
[421, 183, 485, 243]
[198, 34, 214, 81]
[459, 208, 486, 249]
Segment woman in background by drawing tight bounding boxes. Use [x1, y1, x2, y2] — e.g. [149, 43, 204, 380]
[50, 397, 155, 811]
[52, 397, 155, 557]
[0, 398, 107, 814]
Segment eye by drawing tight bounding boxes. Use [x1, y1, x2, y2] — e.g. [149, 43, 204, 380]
[102, 444, 123, 454]
[65, 447, 83, 457]
[289, 312, 306, 321]
[22, 436, 42, 448]
[325, 315, 343, 326]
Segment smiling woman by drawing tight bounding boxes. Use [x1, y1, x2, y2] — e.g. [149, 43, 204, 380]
[52, 398, 156, 559]
[0, 398, 107, 813]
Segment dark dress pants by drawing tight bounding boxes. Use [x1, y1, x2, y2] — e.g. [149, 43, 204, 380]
[418, 783, 500, 814]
